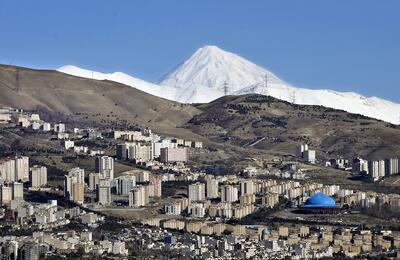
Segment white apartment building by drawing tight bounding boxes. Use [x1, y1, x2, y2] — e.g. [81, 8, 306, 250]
[368, 161, 380, 181]
[134, 171, 150, 183]
[30, 114, 40, 121]
[165, 202, 182, 215]
[188, 182, 205, 202]
[152, 139, 178, 158]
[149, 176, 162, 197]
[352, 158, 369, 174]
[62, 140, 74, 150]
[30, 165, 47, 188]
[57, 132, 69, 140]
[31, 122, 41, 130]
[0, 183, 23, 205]
[115, 176, 136, 195]
[64, 168, 85, 201]
[378, 160, 386, 178]
[0, 159, 15, 181]
[385, 158, 399, 176]
[54, 123, 65, 133]
[239, 180, 254, 196]
[12, 182, 23, 200]
[88, 172, 100, 191]
[304, 150, 316, 164]
[0, 156, 29, 182]
[0, 185, 12, 205]
[296, 144, 308, 158]
[97, 179, 112, 206]
[160, 147, 188, 163]
[296, 144, 316, 164]
[95, 156, 114, 180]
[41, 122, 51, 131]
[116, 143, 153, 162]
[15, 156, 29, 181]
[113, 130, 152, 141]
[221, 185, 239, 203]
[129, 186, 148, 207]
[74, 146, 88, 154]
[206, 177, 219, 199]
[188, 203, 206, 218]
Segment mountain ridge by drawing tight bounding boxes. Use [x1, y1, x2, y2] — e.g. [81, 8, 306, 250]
[2, 64, 400, 160]
[55, 46, 400, 124]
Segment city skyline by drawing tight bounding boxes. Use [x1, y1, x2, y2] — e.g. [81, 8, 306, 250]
[1, 2, 400, 259]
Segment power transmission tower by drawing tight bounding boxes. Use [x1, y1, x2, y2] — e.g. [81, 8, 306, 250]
[264, 75, 268, 96]
[16, 68, 20, 93]
[223, 81, 228, 96]
[292, 90, 296, 103]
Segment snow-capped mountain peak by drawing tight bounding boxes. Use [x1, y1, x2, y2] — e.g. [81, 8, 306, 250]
[159, 45, 286, 93]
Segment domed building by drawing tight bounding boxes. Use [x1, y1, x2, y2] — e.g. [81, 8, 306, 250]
[303, 192, 336, 207]
[299, 192, 341, 214]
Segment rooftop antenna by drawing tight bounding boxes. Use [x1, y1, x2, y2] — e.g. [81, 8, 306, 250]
[264, 75, 269, 96]
[223, 81, 229, 96]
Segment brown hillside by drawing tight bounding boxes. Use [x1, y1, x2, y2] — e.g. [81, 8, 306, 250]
[2, 65, 400, 161]
[186, 94, 400, 160]
[0, 64, 200, 136]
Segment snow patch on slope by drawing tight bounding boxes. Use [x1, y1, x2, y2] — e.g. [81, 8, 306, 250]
[57, 65, 179, 101]
[235, 83, 400, 124]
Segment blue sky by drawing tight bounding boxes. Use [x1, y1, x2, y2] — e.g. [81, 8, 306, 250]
[1, 1, 399, 102]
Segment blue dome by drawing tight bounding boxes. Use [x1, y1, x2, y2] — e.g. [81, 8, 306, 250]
[303, 192, 336, 207]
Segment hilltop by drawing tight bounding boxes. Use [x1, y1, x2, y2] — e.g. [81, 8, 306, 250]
[185, 94, 400, 160]
[0, 64, 200, 138]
